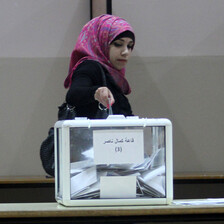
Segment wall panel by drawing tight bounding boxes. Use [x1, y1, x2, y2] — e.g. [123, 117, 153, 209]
[113, 0, 224, 172]
[0, 0, 90, 175]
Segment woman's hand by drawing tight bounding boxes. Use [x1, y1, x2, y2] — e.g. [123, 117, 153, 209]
[94, 87, 115, 108]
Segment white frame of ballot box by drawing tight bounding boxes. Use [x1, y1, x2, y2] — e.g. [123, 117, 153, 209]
[54, 116, 173, 207]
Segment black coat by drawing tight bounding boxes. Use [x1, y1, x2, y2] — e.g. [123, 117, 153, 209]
[66, 60, 133, 119]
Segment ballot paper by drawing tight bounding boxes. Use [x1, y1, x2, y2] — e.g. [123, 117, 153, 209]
[173, 198, 224, 206]
[72, 182, 100, 199]
[100, 176, 136, 199]
[70, 147, 166, 199]
[141, 165, 165, 182]
[70, 166, 97, 196]
[70, 159, 94, 174]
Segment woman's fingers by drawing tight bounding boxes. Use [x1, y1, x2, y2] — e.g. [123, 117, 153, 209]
[94, 87, 115, 107]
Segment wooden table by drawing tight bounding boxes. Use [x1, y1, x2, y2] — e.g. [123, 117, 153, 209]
[0, 199, 224, 223]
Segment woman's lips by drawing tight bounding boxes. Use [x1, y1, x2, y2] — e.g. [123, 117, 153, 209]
[117, 59, 127, 63]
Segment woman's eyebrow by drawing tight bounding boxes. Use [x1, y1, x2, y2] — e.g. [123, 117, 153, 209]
[117, 38, 125, 42]
[117, 38, 134, 44]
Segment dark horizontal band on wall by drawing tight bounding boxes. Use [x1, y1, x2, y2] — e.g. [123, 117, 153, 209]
[1, 172, 224, 185]
[0, 173, 224, 203]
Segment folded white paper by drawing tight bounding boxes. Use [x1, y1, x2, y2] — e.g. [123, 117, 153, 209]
[100, 176, 136, 199]
[71, 166, 97, 195]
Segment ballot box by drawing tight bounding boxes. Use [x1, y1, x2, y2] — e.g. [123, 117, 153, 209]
[54, 115, 173, 206]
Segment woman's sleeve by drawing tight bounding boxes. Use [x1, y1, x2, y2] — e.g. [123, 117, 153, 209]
[65, 60, 102, 106]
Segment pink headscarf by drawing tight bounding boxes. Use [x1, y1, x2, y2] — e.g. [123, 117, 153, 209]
[64, 14, 135, 95]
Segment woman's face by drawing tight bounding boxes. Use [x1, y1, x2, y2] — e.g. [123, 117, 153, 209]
[109, 37, 134, 70]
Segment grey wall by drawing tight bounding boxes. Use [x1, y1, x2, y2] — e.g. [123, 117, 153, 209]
[113, 0, 224, 172]
[0, 0, 223, 176]
[0, 0, 90, 175]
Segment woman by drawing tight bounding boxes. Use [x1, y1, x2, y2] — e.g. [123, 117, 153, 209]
[40, 15, 135, 176]
[64, 14, 135, 119]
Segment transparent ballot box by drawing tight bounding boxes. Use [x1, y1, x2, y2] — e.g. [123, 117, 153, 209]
[54, 115, 173, 206]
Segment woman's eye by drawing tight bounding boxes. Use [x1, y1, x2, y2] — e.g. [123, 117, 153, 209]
[112, 42, 134, 50]
[113, 42, 122, 47]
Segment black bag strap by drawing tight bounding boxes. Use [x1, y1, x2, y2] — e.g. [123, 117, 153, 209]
[98, 64, 107, 87]
[90, 60, 107, 87]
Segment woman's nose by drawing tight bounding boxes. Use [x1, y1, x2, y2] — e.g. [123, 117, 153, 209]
[121, 46, 129, 55]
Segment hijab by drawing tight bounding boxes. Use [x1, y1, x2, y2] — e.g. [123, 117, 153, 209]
[64, 14, 135, 95]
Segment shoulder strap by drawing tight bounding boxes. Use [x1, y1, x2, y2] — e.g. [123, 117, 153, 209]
[95, 61, 107, 87]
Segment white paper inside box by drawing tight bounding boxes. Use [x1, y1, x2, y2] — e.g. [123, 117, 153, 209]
[54, 115, 173, 206]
